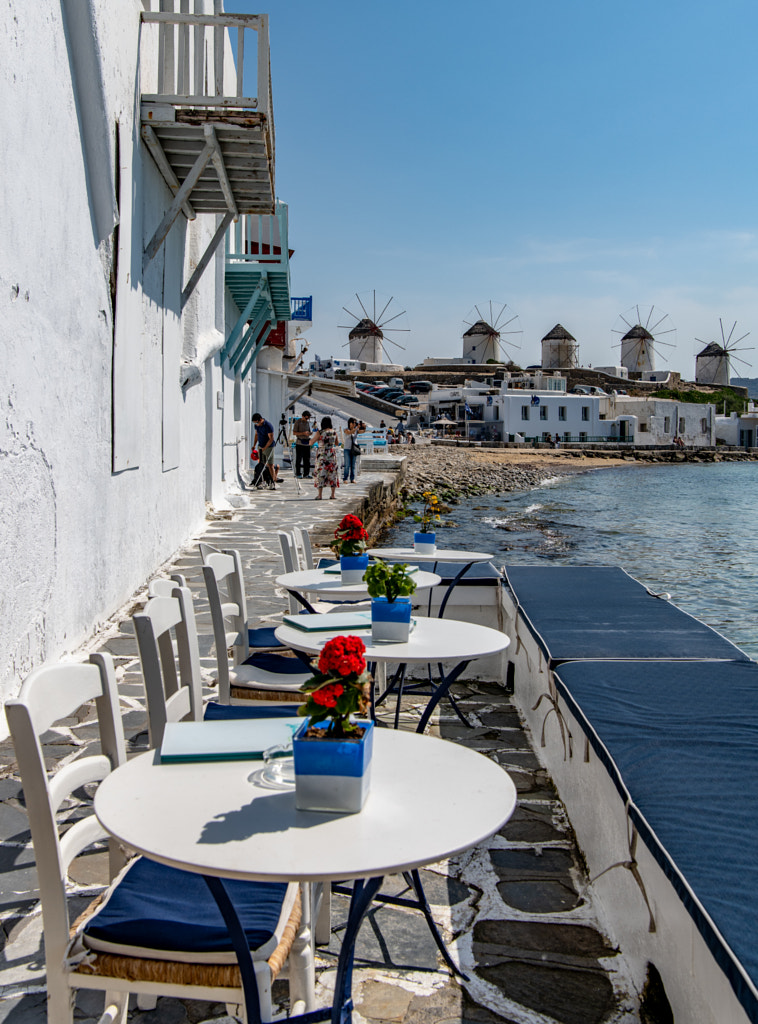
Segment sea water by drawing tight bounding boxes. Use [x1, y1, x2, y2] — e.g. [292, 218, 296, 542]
[387, 461, 758, 661]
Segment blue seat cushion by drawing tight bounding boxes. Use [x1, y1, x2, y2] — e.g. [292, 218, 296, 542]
[83, 857, 290, 961]
[248, 626, 283, 649]
[241, 652, 310, 675]
[204, 701, 301, 720]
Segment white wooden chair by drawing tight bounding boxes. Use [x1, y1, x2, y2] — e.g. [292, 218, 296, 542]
[199, 543, 284, 655]
[196, 555, 310, 704]
[5, 654, 306, 1024]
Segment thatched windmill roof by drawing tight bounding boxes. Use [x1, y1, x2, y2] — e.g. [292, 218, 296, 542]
[349, 318, 383, 340]
[621, 325, 654, 342]
[463, 319, 499, 338]
[541, 324, 576, 342]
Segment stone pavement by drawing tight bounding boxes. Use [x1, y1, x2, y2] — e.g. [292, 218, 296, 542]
[0, 463, 644, 1024]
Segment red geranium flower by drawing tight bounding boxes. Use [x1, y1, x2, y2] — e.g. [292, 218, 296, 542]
[318, 635, 367, 678]
[312, 682, 344, 708]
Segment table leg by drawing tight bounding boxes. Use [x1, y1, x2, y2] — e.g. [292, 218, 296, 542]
[437, 561, 475, 619]
[202, 875, 263, 1024]
[289, 589, 319, 614]
[416, 660, 471, 734]
[331, 876, 384, 1024]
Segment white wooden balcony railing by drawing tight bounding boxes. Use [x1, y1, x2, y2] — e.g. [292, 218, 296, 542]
[139, 9, 276, 278]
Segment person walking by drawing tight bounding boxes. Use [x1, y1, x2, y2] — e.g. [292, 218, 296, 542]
[292, 410, 312, 478]
[312, 416, 339, 499]
[342, 417, 359, 483]
[251, 412, 276, 489]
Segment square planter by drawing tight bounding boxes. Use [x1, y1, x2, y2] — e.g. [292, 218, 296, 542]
[371, 596, 412, 643]
[340, 553, 369, 585]
[293, 718, 374, 813]
[414, 531, 437, 555]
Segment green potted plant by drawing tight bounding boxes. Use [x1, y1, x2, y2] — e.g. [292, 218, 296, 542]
[364, 559, 417, 642]
[293, 635, 374, 813]
[331, 513, 369, 584]
[414, 491, 441, 554]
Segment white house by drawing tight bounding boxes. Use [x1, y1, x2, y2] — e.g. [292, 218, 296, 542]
[714, 403, 758, 447]
[0, 2, 286, 716]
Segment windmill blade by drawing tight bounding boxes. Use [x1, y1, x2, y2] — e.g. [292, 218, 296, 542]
[380, 308, 408, 328]
[728, 334, 752, 349]
[355, 293, 371, 321]
[375, 295, 393, 325]
[340, 306, 361, 322]
[721, 319, 734, 347]
[382, 336, 407, 351]
[728, 352, 753, 371]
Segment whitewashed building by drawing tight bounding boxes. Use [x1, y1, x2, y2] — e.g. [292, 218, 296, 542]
[715, 403, 758, 447]
[0, 2, 288, 714]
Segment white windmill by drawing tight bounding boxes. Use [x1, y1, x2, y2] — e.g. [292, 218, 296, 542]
[612, 305, 676, 374]
[338, 291, 409, 364]
[695, 320, 753, 386]
[461, 302, 523, 364]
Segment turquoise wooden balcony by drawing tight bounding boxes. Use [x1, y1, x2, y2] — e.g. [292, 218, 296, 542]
[221, 202, 291, 377]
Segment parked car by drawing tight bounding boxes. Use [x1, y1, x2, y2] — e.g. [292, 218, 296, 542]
[408, 380, 433, 393]
[381, 390, 406, 402]
[395, 395, 419, 406]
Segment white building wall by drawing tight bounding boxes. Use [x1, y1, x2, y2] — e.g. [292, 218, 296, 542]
[0, 2, 241, 715]
[612, 398, 715, 446]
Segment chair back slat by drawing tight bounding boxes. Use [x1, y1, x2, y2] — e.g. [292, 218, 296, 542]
[133, 587, 203, 748]
[48, 755, 111, 816]
[59, 813, 110, 875]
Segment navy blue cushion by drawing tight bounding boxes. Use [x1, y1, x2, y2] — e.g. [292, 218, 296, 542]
[83, 857, 288, 955]
[553, 660, 758, 1021]
[204, 701, 301, 720]
[505, 564, 749, 663]
[248, 626, 283, 649]
[241, 652, 309, 675]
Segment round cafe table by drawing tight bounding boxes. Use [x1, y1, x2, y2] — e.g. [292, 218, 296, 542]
[95, 730, 517, 1024]
[275, 617, 510, 733]
[275, 567, 441, 615]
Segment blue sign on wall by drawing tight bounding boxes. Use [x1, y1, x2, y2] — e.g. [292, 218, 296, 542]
[291, 297, 312, 321]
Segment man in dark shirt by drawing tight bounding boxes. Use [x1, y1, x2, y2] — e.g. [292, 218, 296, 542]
[251, 412, 276, 489]
[292, 410, 312, 478]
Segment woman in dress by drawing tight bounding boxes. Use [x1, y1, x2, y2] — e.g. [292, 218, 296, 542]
[312, 416, 340, 499]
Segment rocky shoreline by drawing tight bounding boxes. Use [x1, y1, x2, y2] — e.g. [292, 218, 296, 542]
[398, 445, 580, 501]
[396, 442, 758, 503]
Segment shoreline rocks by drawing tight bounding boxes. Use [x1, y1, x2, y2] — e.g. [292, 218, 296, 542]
[398, 446, 579, 502]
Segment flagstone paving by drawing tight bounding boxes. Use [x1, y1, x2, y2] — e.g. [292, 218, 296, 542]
[0, 465, 644, 1024]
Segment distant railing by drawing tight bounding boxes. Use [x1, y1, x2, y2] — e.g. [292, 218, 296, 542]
[140, 10, 271, 117]
[291, 297, 313, 321]
[225, 202, 288, 264]
[522, 435, 635, 444]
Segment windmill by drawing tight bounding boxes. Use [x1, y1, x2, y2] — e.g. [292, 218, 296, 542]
[695, 320, 753, 386]
[612, 305, 676, 374]
[461, 302, 522, 364]
[338, 291, 409, 364]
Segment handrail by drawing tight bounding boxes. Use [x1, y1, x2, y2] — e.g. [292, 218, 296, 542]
[225, 202, 288, 264]
[140, 10, 271, 120]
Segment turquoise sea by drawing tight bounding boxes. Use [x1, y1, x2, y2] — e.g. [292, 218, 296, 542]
[387, 461, 758, 661]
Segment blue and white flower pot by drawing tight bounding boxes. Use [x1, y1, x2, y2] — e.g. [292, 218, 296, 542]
[340, 552, 369, 585]
[371, 596, 412, 643]
[414, 531, 437, 555]
[293, 718, 374, 813]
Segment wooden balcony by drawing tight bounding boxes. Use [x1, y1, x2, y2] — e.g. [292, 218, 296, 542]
[139, 10, 275, 274]
[222, 203, 292, 377]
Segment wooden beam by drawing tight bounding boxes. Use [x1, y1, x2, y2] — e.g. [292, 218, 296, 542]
[143, 139, 213, 269]
[204, 125, 238, 217]
[141, 125, 195, 220]
[241, 322, 272, 378]
[180, 210, 234, 309]
[222, 276, 266, 359]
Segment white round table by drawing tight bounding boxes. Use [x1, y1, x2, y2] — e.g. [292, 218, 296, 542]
[366, 547, 496, 619]
[95, 731, 516, 1023]
[276, 567, 441, 614]
[275, 618, 510, 733]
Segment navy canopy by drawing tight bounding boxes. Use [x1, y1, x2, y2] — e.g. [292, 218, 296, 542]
[505, 565, 749, 663]
[554, 659, 758, 1021]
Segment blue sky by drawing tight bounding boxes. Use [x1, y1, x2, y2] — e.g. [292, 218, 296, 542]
[237, 0, 758, 377]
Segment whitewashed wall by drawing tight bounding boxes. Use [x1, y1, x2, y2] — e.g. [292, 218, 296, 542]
[0, 1, 243, 717]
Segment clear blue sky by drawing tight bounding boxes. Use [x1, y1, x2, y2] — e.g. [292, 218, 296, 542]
[237, 0, 758, 377]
